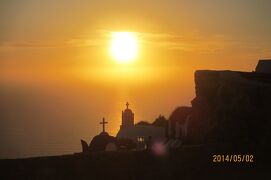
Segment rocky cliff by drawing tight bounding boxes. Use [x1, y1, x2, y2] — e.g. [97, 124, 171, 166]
[188, 70, 271, 148]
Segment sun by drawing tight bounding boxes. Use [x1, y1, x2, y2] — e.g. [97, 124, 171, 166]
[110, 32, 138, 64]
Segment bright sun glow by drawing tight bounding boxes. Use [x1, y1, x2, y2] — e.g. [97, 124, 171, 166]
[110, 32, 138, 64]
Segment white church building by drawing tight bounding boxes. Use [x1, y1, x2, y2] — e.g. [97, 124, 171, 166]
[116, 102, 165, 150]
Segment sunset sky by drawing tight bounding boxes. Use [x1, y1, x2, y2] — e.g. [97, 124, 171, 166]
[1, 0, 271, 158]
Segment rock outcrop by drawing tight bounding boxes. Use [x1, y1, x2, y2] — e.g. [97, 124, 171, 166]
[256, 59, 271, 73]
[188, 70, 271, 148]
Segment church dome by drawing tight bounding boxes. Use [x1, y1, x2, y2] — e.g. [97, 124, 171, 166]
[99, 131, 109, 136]
[89, 133, 117, 152]
[123, 108, 133, 114]
[123, 102, 134, 114]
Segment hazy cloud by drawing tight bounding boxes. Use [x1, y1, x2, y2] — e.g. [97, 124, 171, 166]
[1, 30, 267, 54]
[136, 31, 234, 53]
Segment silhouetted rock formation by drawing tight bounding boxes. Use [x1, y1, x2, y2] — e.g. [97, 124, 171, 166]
[188, 70, 271, 148]
[256, 59, 271, 73]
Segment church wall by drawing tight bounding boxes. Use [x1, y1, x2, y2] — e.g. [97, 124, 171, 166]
[117, 125, 166, 149]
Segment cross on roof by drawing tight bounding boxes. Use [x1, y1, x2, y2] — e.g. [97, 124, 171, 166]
[126, 102, 129, 109]
[99, 117, 108, 133]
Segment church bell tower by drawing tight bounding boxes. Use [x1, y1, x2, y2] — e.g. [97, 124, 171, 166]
[120, 102, 134, 129]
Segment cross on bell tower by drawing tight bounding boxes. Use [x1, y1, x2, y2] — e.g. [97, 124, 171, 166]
[120, 102, 134, 129]
[126, 102, 129, 109]
[99, 117, 108, 133]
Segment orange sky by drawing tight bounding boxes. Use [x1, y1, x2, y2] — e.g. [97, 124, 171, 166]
[1, 0, 271, 158]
